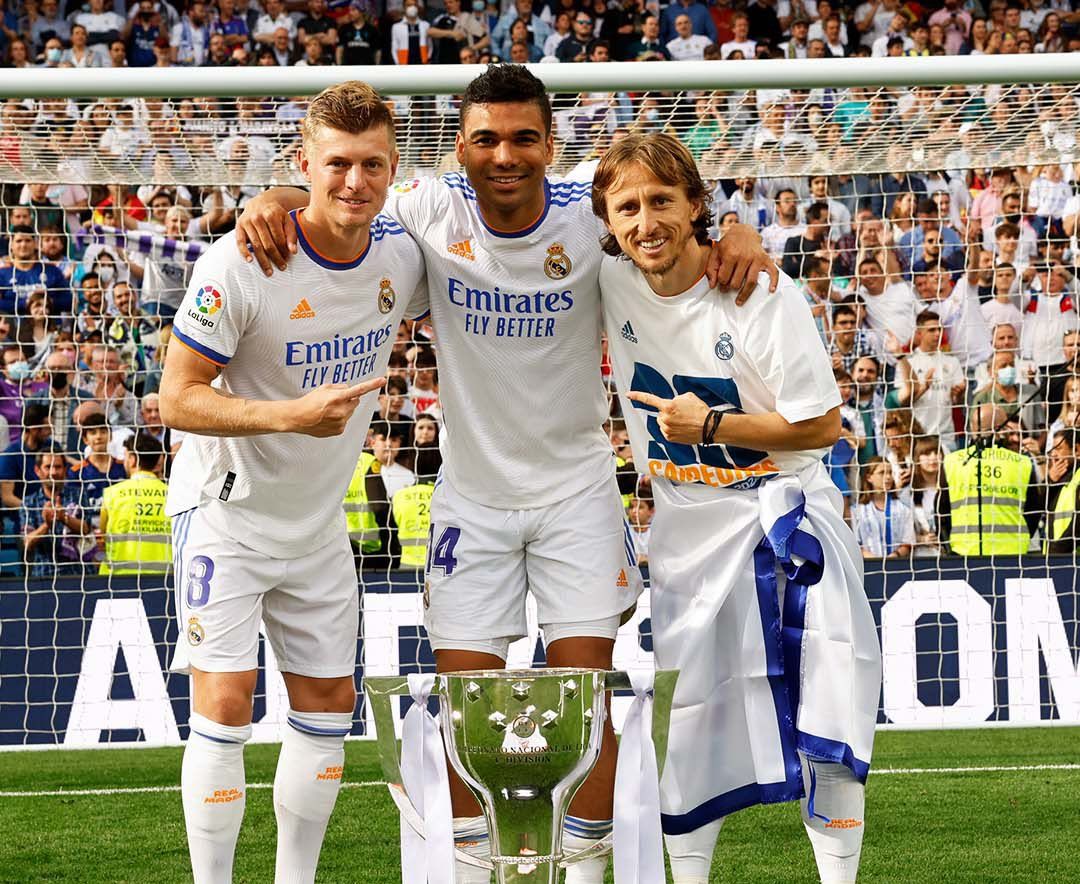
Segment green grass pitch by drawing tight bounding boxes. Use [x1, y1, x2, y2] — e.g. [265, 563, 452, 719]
[1, 727, 1077, 883]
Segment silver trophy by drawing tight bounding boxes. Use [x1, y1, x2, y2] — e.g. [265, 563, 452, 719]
[365, 668, 677, 883]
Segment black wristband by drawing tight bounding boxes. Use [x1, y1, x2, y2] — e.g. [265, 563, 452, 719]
[702, 409, 723, 446]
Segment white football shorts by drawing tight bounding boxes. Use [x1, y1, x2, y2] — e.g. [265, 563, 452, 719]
[169, 503, 359, 678]
[423, 471, 643, 656]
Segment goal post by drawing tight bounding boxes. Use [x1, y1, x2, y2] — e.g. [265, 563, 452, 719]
[0, 56, 1079, 749]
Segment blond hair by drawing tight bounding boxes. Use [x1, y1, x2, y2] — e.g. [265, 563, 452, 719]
[301, 81, 396, 149]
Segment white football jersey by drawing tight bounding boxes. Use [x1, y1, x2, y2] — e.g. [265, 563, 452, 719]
[600, 261, 841, 492]
[386, 174, 612, 509]
[167, 211, 428, 558]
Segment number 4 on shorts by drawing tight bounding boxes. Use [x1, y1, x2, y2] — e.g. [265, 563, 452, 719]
[427, 526, 460, 575]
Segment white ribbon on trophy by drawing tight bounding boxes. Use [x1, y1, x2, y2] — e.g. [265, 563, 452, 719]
[613, 668, 664, 884]
[399, 673, 456, 884]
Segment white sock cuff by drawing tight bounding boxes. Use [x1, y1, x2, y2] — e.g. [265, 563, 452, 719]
[285, 709, 353, 740]
[564, 816, 613, 840]
[188, 712, 251, 745]
[453, 815, 489, 842]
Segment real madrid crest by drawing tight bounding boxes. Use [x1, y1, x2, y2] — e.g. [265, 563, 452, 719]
[187, 617, 205, 647]
[544, 242, 572, 280]
[715, 332, 735, 361]
[378, 277, 396, 314]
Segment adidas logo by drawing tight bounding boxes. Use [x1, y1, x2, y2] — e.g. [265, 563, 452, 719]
[620, 321, 638, 344]
[290, 298, 316, 319]
[616, 568, 629, 588]
[447, 239, 475, 261]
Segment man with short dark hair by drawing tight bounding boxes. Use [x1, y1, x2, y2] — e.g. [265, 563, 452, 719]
[21, 446, 91, 576]
[829, 303, 875, 374]
[761, 187, 804, 259]
[0, 225, 73, 317]
[98, 430, 170, 575]
[0, 400, 53, 510]
[556, 9, 595, 61]
[30, 347, 92, 458]
[1044, 428, 1080, 553]
[626, 13, 669, 59]
[782, 201, 831, 281]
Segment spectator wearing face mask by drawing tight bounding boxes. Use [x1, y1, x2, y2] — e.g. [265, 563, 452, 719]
[393, 3, 434, 64]
[29, 348, 92, 458]
[971, 348, 1046, 436]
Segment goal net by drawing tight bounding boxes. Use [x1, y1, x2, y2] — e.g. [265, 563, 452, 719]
[1, 57, 1078, 749]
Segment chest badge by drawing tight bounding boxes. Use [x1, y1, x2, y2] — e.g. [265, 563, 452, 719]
[544, 242, 572, 280]
[378, 277, 396, 314]
[714, 332, 735, 361]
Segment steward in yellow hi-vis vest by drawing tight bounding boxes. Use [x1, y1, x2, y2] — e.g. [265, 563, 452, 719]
[1045, 429, 1080, 554]
[390, 444, 442, 569]
[344, 451, 382, 553]
[391, 483, 433, 568]
[941, 404, 1038, 556]
[99, 432, 171, 576]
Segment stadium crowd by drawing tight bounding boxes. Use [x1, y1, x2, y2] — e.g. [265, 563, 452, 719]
[1, 0, 1080, 575]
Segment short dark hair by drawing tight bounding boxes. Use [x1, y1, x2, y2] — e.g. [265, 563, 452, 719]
[125, 431, 165, 471]
[806, 201, 830, 224]
[1056, 428, 1080, 452]
[915, 309, 940, 327]
[775, 188, 796, 202]
[81, 412, 109, 434]
[385, 374, 408, 396]
[832, 304, 857, 322]
[916, 198, 937, 216]
[460, 64, 552, 135]
[9, 224, 34, 237]
[414, 443, 442, 481]
[23, 401, 51, 428]
[34, 444, 66, 465]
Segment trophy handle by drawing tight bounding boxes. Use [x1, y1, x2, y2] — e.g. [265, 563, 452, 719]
[362, 675, 494, 871]
[603, 669, 679, 781]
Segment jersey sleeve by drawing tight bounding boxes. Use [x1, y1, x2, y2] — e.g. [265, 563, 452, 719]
[170, 243, 250, 368]
[381, 176, 447, 238]
[406, 259, 430, 321]
[742, 273, 842, 424]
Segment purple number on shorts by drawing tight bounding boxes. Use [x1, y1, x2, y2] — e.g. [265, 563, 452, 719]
[186, 555, 214, 608]
[429, 527, 460, 576]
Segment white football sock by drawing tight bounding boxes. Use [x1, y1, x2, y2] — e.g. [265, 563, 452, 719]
[453, 816, 491, 884]
[562, 815, 612, 884]
[665, 817, 724, 884]
[801, 760, 866, 884]
[273, 710, 352, 884]
[182, 712, 252, 884]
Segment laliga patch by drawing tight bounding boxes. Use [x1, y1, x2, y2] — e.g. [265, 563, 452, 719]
[187, 282, 225, 334]
[392, 178, 421, 194]
[187, 616, 205, 646]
